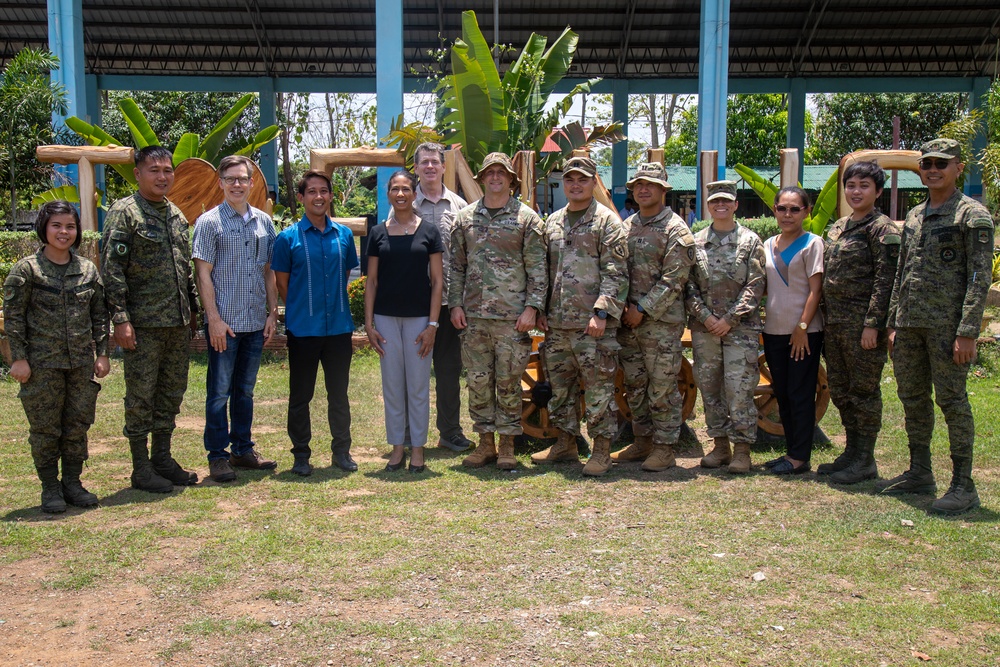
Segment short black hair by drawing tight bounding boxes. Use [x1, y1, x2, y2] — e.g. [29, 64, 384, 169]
[297, 170, 333, 195]
[386, 169, 417, 194]
[134, 145, 173, 168]
[35, 200, 82, 249]
[774, 186, 812, 209]
[843, 161, 886, 190]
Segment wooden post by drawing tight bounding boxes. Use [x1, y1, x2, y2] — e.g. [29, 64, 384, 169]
[779, 148, 799, 190]
[699, 150, 718, 220]
[35, 145, 135, 232]
[646, 148, 665, 166]
[513, 150, 536, 210]
[451, 149, 484, 202]
[309, 147, 404, 171]
[444, 149, 458, 193]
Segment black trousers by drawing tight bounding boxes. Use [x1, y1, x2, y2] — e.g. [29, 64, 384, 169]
[287, 332, 353, 457]
[763, 331, 824, 462]
[432, 316, 464, 438]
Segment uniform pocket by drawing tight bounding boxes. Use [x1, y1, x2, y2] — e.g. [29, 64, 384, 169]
[83, 379, 102, 425]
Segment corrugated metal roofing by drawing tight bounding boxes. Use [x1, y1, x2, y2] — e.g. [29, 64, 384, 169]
[597, 165, 926, 192]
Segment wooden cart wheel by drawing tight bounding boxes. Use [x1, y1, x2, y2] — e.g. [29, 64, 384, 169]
[754, 353, 830, 435]
[612, 357, 697, 422]
[520, 347, 585, 439]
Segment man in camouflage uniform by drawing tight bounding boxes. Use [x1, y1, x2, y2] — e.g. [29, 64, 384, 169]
[610, 163, 696, 472]
[684, 180, 765, 474]
[449, 153, 547, 470]
[881, 138, 994, 515]
[101, 145, 200, 494]
[820, 161, 900, 484]
[531, 156, 628, 476]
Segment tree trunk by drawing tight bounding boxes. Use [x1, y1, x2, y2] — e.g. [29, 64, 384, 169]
[279, 93, 296, 216]
[648, 94, 659, 149]
[664, 94, 680, 142]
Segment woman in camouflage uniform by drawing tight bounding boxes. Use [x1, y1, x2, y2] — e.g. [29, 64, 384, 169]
[3, 202, 110, 513]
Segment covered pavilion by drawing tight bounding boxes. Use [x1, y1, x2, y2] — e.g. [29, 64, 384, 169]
[2, 0, 998, 215]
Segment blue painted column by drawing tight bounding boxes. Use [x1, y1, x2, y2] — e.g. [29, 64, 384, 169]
[375, 0, 404, 221]
[258, 77, 279, 198]
[966, 76, 990, 198]
[787, 77, 806, 183]
[611, 79, 629, 210]
[47, 0, 87, 187]
[696, 0, 731, 216]
[85, 74, 107, 228]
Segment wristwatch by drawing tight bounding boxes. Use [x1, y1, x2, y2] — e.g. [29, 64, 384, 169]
[595, 309, 608, 320]
[428, 321, 440, 328]
[797, 321, 808, 330]
[636, 303, 645, 314]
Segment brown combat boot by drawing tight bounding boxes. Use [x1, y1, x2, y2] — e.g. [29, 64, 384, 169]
[642, 443, 677, 472]
[610, 434, 653, 461]
[462, 432, 498, 468]
[700, 436, 732, 468]
[728, 443, 752, 474]
[582, 436, 613, 476]
[497, 434, 518, 470]
[531, 430, 579, 464]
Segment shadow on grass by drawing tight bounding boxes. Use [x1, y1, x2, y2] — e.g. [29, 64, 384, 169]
[824, 475, 1000, 522]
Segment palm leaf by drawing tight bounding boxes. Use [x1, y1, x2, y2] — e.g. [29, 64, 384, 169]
[118, 98, 159, 148]
[733, 163, 779, 213]
[199, 93, 254, 164]
[32, 185, 80, 206]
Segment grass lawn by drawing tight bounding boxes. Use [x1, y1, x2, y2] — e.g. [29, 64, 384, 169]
[1, 349, 998, 666]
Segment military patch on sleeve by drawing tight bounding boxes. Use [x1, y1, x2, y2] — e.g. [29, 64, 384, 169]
[612, 240, 628, 261]
[3, 286, 15, 301]
[882, 233, 901, 246]
[977, 229, 991, 246]
[687, 246, 695, 261]
[114, 242, 129, 257]
[941, 247, 957, 263]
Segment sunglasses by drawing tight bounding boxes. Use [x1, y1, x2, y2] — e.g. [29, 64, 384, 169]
[774, 205, 805, 214]
[918, 158, 954, 170]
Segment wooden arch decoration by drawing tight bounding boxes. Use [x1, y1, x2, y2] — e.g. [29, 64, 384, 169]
[837, 149, 922, 220]
[171, 158, 271, 224]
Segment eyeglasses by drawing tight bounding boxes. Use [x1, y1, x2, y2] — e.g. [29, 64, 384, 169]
[222, 176, 251, 185]
[416, 159, 442, 167]
[918, 158, 954, 171]
[774, 205, 805, 214]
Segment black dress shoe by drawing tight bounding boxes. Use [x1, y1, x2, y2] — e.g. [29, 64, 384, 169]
[291, 455, 313, 476]
[408, 462, 427, 473]
[333, 450, 358, 472]
[385, 451, 406, 472]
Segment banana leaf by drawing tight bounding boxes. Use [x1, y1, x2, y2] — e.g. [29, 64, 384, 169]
[198, 93, 254, 164]
[440, 39, 499, 168]
[733, 164, 779, 213]
[64, 116, 136, 185]
[32, 185, 81, 206]
[537, 122, 626, 176]
[804, 169, 840, 236]
[234, 126, 281, 158]
[119, 98, 159, 149]
[173, 133, 201, 165]
[458, 12, 503, 127]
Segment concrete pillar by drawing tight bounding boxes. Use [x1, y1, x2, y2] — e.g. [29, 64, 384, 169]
[611, 79, 629, 210]
[966, 77, 990, 198]
[258, 77, 279, 198]
[696, 0, 731, 217]
[786, 78, 806, 183]
[47, 0, 86, 187]
[375, 0, 404, 221]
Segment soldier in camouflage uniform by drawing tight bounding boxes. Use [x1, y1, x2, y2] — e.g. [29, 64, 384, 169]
[684, 180, 765, 474]
[820, 161, 900, 484]
[880, 138, 994, 515]
[449, 153, 547, 470]
[101, 145, 200, 494]
[610, 163, 696, 472]
[4, 201, 109, 512]
[530, 156, 628, 476]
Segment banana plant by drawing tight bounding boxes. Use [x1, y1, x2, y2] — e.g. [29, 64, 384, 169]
[733, 163, 840, 236]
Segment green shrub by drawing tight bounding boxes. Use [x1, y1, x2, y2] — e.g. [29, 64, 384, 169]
[692, 217, 780, 241]
[0, 231, 101, 264]
[347, 276, 366, 329]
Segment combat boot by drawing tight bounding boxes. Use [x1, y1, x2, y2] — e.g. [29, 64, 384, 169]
[830, 433, 878, 485]
[129, 437, 173, 494]
[700, 436, 732, 468]
[497, 434, 518, 470]
[610, 434, 653, 462]
[581, 436, 613, 476]
[36, 465, 66, 514]
[531, 430, 579, 464]
[728, 443, 752, 474]
[150, 432, 198, 486]
[875, 444, 936, 495]
[60, 459, 98, 507]
[642, 443, 677, 472]
[462, 432, 497, 468]
[818, 430, 857, 475]
[930, 456, 981, 515]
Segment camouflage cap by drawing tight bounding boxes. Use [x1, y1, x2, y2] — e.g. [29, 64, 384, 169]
[920, 138, 962, 161]
[706, 180, 738, 202]
[476, 152, 518, 183]
[626, 163, 672, 191]
[563, 156, 597, 178]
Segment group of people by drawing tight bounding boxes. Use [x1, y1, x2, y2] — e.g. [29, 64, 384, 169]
[2, 137, 992, 517]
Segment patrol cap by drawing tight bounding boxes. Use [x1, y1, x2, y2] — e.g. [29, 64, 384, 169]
[920, 138, 962, 161]
[706, 180, 738, 202]
[476, 152, 518, 185]
[563, 156, 597, 178]
[626, 163, 672, 191]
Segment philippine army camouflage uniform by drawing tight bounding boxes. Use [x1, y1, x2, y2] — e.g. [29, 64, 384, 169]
[543, 199, 628, 439]
[822, 210, 900, 437]
[449, 196, 547, 435]
[619, 207, 696, 445]
[3, 251, 108, 467]
[101, 194, 198, 439]
[888, 189, 994, 464]
[685, 223, 766, 445]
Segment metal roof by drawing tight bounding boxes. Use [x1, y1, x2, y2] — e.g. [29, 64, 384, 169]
[596, 165, 926, 191]
[3, 1, 998, 79]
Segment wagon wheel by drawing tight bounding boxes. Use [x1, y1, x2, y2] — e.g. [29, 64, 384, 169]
[612, 357, 697, 422]
[520, 348, 585, 440]
[754, 353, 830, 436]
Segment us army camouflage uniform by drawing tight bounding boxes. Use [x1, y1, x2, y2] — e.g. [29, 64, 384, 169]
[888, 190, 994, 463]
[822, 210, 900, 437]
[618, 207, 696, 444]
[449, 197, 547, 434]
[3, 251, 108, 467]
[101, 194, 198, 439]
[685, 223, 765, 445]
[543, 199, 628, 439]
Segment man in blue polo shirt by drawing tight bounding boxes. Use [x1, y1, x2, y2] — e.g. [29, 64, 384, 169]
[272, 170, 359, 476]
[193, 155, 279, 483]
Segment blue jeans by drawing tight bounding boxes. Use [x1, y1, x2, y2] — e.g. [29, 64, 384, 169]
[204, 329, 265, 461]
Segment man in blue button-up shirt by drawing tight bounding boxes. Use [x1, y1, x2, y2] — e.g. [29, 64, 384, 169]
[193, 156, 279, 483]
[272, 170, 359, 476]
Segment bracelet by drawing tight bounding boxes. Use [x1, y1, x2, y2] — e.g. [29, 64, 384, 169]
[427, 321, 440, 328]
